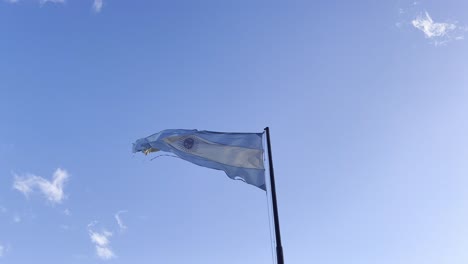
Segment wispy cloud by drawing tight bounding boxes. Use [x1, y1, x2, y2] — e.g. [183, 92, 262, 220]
[4, 0, 106, 12]
[39, 0, 65, 4]
[88, 222, 116, 260]
[0, 206, 6, 213]
[96, 245, 114, 260]
[63, 209, 71, 216]
[412, 12, 455, 38]
[3, 0, 65, 4]
[114, 211, 128, 231]
[411, 11, 466, 45]
[92, 0, 103, 13]
[397, 1, 467, 46]
[13, 214, 21, 223]
[0, 244, 9, 258]
[13, 168, 69, 204]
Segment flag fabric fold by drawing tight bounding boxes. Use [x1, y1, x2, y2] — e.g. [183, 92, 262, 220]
[133, 129, 266, 190]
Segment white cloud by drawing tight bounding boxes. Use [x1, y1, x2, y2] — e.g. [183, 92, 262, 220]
[92, 0, 103, 13]
[114, 211, 128, 231]
[0, 206, 6, 213]
[96, 246, 114, 260]
[13, 168, 69, 204]
[63, 209, 71, 216]
[0, 244, 4, 257]
[90, 231, 110, 246]
[411, 11, 466, 45]
[88, 223, 116, 260]
[412, 11, 456, 38]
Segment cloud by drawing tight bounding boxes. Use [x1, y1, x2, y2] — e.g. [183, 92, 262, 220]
[13, 214, 21, 223]
[92, 0, 103, 13]
[0, 206, 6, 213]
[411, 11, 466, 45]
[0, 244, 9, 258]
[412, 12, 456, 38]
[90, 230, 111, 246]
[3, 0, 65, 5]
[13, 168, 69, 204]
[39, 0, 65, 4]
[96, 246, 115, 260]
[114, 211, 128, 231]
[88, 223, 116, 260]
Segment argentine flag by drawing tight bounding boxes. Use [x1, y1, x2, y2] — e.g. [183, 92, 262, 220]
[133, 129, 266, 190]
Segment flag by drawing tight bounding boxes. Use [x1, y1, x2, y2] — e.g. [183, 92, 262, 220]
[133, 129, 266, 190]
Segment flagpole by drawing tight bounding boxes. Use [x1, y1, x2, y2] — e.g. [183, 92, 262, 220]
[264, 127, 284, 264]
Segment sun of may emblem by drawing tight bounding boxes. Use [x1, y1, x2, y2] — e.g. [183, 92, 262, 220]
[183, 137, 195, 150]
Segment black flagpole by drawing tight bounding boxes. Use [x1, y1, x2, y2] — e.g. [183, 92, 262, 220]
[264, 127, 284, 264]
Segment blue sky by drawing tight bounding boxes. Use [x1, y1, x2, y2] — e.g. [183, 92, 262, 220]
[1, 0, 468, 263]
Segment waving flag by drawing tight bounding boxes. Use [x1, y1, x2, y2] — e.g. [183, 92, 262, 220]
[133, 129, 266, 190]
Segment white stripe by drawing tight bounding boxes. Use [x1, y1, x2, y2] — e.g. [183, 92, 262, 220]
[164, 135, 264, 169]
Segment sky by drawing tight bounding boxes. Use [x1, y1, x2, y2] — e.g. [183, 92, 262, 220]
[1, 0, 468, 263]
